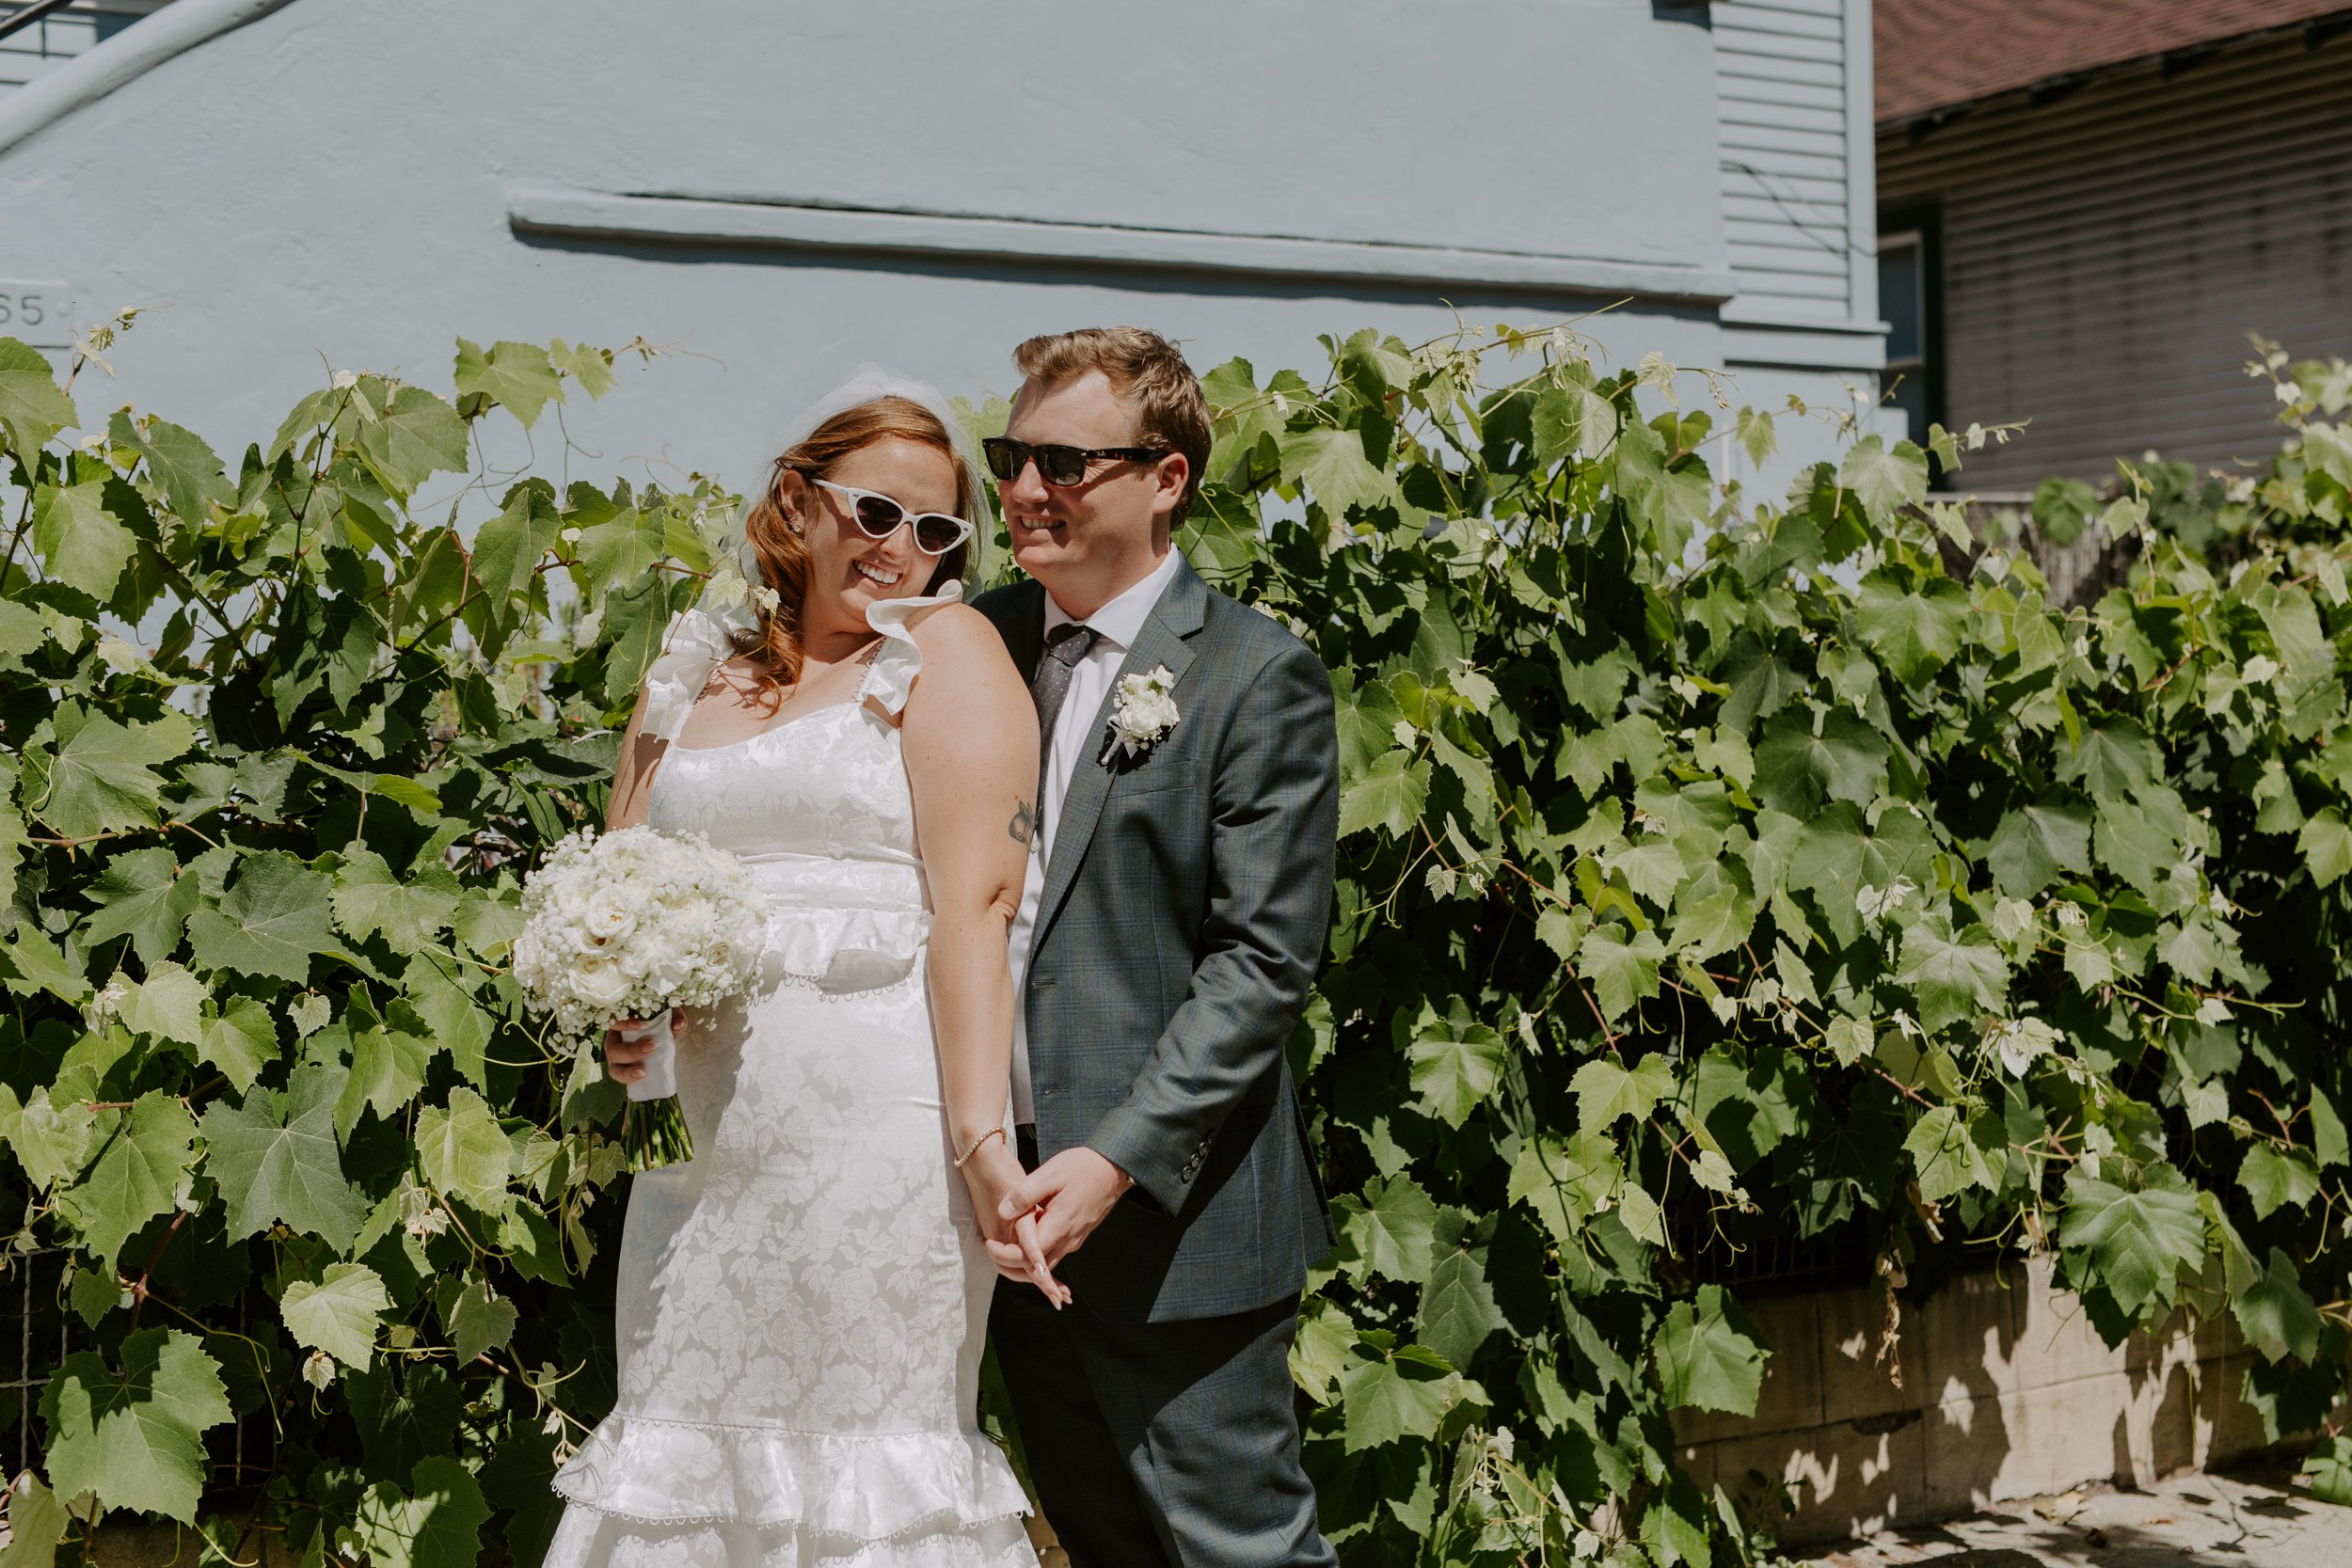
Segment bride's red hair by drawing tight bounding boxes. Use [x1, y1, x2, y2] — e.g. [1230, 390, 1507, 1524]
[735, 396, 977, 699]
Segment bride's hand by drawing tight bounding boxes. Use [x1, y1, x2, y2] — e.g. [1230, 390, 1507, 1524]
[961, 1137, 1070, 1307]
[602, 1013, 670, 1085]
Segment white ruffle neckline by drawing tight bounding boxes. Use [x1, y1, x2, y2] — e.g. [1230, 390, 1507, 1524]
[550, 1412, 1028, 1539]
[638, 582, 962, 743]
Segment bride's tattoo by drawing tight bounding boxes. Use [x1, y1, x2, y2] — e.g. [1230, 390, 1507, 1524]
[1008, 800, 1036, 845]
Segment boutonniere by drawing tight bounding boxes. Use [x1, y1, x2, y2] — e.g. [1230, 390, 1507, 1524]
[1100, 665, 1180, 767]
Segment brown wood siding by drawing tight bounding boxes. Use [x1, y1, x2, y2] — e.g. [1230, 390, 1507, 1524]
[1878, 31, 2352, 486]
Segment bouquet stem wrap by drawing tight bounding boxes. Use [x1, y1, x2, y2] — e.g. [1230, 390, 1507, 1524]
[613, 1013, 691, 1171]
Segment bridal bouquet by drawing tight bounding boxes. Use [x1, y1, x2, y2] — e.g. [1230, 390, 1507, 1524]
[514, 825, 767, 1167]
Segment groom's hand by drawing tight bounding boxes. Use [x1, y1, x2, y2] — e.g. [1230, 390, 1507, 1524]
[1000, 1148, 1134, 1268]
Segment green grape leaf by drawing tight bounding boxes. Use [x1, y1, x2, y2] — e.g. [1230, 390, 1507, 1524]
[347, 1455, 491, 1568]
[1570, 1053, 1676, 1132]
[1336, 1174, 1438, 1283]
[443, 1278, 518, 1364]
[30, 703, 196, 840]
[1896, 916, 2010, 1032]
[1201, 357, 1282, 477]
[0, 336, 78, 457]
[281, 1261, 391, 1369]
[81, 847, 201, 966]
[1278, 425, 1401, 517]
[2303, 1437, 2352, 1506]
[453, 338, 562, 431]
[119, 959, 205, 1048]
[1506, 1131, 1621, 1244]
[2299, 809, 2352, 889]
[1405, 1023, 1504, 1128]
[185, 852, 338, 984]
[1903, 1103, 2003, 1203]
[1337, 749, 1429, 841]
[0, 920, 90, 1005]
[108, 409, 232, 524]
[1652, 1284, 1769, 1415]
[1338, 1344, 1474, 1452]
[1751, 709, 1889, 816]
[2059, 1166, 2206, 1317]
[1854, 574, 1966, 685]
[1985, 798, 2093, 897]
[404, 951, 491, 1088]
[1601, 839, 1684, 907]
[33, 481, 136, 600]
[1839, 434, 1930, 524]
[199, 997, 278, 1094]
[337, 1022, 437, 1138]
[358, 385, 469, 498]
[199, 1065, 366, 1250]
[550, 338, 616, 401]
[0, 1087, 99, 1189]
[0, 1469, 68, 1567]
[1331, 674, 1407, 784]
[39, 1328, 230, 1522]
[2239, 1144, 2322, 1220]
[1415, 1213, 1503, 1371]
[332, 848, 462, 953]
[2058, 720, 2164, 801]
[56, 1092, 198, 1266]
[2233, 1245, 2322, 1364]
[416, 1086, 512, 1201]
[1576, 924, 1666, 1022]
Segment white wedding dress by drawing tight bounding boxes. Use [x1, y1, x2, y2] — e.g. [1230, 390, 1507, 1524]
[546, 591, 1036, 1568]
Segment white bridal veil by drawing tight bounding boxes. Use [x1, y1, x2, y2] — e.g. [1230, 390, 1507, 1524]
[634, 367, 994, 746]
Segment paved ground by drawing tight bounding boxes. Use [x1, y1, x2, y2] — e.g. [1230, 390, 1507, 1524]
[1804, 1471, 2352, 1566]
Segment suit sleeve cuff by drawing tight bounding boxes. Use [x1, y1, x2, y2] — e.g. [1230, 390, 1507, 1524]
[1086, 1109, 1208, 1216]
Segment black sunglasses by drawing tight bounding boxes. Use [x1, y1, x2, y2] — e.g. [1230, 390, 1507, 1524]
[982, 436, 1168, 488]
[810, 480, 975, 557]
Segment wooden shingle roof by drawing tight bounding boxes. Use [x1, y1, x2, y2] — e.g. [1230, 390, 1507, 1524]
[1875, 0, 2352, 123]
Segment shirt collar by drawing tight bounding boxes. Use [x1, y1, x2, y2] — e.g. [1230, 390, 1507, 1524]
[1043, 548, 1183, 652]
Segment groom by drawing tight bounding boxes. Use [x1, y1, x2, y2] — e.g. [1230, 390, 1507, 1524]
[974, 327, 1340, 1567]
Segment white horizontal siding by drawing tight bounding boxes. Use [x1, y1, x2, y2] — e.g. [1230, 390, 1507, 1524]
[1715, 0, 1858, 325]
[1879, 32, 2352, 486]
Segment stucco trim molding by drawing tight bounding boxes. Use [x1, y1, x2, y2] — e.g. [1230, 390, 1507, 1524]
[507, 186, 1741, 307]
[0, 0, 298, 158]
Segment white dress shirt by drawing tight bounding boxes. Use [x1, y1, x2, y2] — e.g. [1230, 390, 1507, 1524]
[1007, 547, 1185, 1124]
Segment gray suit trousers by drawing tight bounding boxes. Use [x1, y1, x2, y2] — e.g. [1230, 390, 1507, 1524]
[991, 1277, 1335, 1568]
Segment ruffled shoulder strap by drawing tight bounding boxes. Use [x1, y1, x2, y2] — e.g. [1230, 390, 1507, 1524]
[637, 599, 757, 744]
[858, 580, 964, 717]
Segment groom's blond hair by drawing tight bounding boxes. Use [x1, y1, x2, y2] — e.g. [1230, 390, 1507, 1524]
[1013, 327, 1212, 523]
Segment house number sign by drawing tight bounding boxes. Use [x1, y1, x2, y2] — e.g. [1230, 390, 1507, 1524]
[0, 282, 79, 351]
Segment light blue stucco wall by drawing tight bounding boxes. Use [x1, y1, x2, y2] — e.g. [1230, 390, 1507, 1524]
[0, 0, 1871, 497]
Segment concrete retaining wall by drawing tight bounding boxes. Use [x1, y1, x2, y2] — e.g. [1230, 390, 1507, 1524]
[1676, 1257, 2290, 1544]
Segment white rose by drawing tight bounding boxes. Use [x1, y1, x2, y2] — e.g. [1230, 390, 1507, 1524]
[584, 894, 635, 944]
[572, 957, 631, 1011]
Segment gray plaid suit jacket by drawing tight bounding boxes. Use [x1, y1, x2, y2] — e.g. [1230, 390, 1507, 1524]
[975, 558, 1339, 1323]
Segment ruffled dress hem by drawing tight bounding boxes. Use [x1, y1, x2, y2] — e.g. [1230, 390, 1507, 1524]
[549, 1411, 1030, 1538]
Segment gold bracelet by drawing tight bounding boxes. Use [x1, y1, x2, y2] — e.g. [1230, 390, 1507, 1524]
[953, 1126, 1007, 1169]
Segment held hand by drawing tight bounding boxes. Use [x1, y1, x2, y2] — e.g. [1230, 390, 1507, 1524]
[998, 1147, 1134, 1270]
[981, 1213, 1070, 1307]
[602, 1014, 668, 1085]
[962, 1137, 1070, 1307]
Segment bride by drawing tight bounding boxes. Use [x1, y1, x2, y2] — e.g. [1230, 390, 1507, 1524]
[543, 372, 1053, 1567]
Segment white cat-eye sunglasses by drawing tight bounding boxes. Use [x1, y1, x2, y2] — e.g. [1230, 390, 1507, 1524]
[811, 479, 975, 557]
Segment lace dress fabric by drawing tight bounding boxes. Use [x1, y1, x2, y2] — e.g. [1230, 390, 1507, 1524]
[546, 594, 1034, 1568]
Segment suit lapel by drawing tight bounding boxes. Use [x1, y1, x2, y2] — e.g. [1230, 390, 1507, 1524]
[1035, 559, 1208, 943]
[995, 580, 1047, 686]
